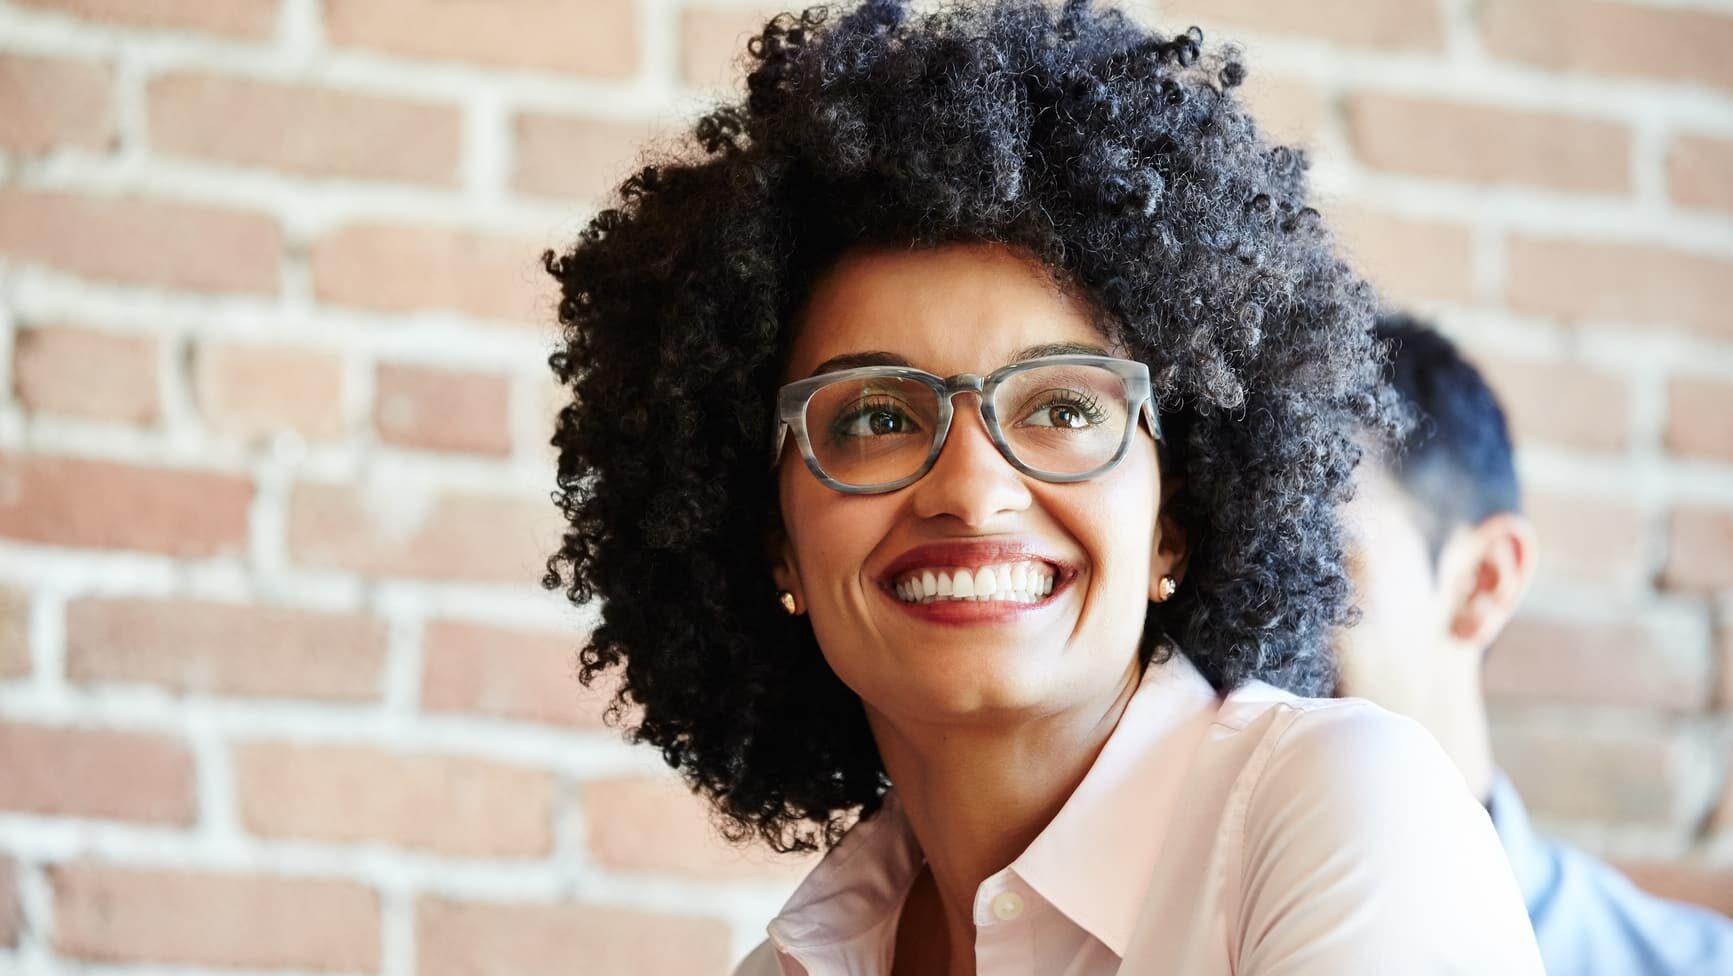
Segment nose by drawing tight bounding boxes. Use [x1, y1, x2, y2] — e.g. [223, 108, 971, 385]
[908, 394, 1032, 526]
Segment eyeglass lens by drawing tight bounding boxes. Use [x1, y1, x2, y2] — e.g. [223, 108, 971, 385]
[803, 363, 1132, 488]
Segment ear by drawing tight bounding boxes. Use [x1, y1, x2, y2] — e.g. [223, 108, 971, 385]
[1443, 512, 1537, 650]
[766, 523, 805, 610]
[1150, 475, 1190, 600]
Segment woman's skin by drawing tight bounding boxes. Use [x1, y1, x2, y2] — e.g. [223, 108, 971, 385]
[771, 243, 1187, 976]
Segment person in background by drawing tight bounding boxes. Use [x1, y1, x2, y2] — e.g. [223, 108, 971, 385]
[1336, 312, 1733, 976]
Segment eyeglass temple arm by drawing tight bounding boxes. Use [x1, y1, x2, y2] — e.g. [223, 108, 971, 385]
[1142, 399, 1162, 441]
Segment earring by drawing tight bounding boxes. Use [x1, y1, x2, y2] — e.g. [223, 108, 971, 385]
[778, 590, 799, 615]
[1155, 575, 1177, 602]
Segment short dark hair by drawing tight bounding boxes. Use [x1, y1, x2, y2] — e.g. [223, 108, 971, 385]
[1374, 312, 1520, 556]
[544, 0, 1396, 853]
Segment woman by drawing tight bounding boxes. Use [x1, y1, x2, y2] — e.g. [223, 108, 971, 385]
[542, 0, 1544, 972]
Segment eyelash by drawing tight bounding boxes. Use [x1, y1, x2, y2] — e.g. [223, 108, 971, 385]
[1023, 389, 1107, 425]
[830, 395, 915, 436]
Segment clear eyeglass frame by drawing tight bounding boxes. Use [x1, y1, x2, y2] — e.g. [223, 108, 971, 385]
[772, 354, 1163, 495]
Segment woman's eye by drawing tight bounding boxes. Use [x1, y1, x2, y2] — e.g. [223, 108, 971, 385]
[836, 404, 920, 437]
[1029, 404, 1086, 428]
[1018, 392, 1103, 428]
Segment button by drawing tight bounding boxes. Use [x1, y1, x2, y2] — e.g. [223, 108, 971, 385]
[990, 890, 1024, 921]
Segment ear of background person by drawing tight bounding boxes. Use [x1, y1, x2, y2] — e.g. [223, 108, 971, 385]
[0, 0, 1728, 972]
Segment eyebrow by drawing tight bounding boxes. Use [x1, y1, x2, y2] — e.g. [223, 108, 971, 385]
[807, 341, 1113, 377]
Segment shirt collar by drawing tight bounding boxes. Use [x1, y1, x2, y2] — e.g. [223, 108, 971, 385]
[1486, 772, 1554, 913]
[767, 789, 923, 954]
[1008, 651, 1221, 955]
[765, 651, 1223, 960]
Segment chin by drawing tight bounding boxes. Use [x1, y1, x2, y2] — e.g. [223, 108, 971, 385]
[844, 638, 1109, 723]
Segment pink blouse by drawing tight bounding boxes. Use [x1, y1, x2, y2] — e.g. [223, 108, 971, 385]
[734, 653, 1544, 975]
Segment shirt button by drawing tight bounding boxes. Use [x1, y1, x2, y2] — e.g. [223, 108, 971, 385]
[990, 890, 1024, 922]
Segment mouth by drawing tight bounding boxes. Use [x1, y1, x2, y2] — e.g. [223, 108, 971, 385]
[878, 541, 1074, 614]
[890, 561, 1055, 604]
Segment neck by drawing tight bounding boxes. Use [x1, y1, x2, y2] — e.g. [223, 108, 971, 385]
[868, 662, 1141, 967]
[1417, 649, 1496, 803]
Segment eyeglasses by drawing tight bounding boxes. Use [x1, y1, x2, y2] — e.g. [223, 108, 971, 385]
[773, 354, 1161, 494]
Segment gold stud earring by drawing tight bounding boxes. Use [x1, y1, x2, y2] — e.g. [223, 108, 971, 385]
[1155, 575, 1177, 602]
[778, 590, 799, 615]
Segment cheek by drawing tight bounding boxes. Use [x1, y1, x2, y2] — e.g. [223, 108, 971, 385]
[1064, 458, 1161, 600]
[778, 470, 883, 589]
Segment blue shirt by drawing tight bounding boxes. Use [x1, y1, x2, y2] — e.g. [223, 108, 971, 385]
[1489, 775, 1733, 975]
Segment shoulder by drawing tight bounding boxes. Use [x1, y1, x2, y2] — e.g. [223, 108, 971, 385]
[731, 940, 783, 976]
[1249, 696, 1460, 809]
[1227, 696, 1546, 973]
[1236, 695, 1489, 861]
[1209, 685, 1461, 807]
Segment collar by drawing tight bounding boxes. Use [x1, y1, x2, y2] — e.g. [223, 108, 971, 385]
[766, 789, 923, 953]
[1485, 772, 1554, 913]
[766, 651, 1223, 959]
[1008, 651, 1221, 954]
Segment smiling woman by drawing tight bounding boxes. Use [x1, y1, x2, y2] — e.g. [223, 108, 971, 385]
[541, 0, 1545, 972]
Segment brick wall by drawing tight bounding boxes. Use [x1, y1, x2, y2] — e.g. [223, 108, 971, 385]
[0, 0, 1728, 972]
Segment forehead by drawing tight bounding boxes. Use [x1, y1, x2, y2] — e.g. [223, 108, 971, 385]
[786, 243, 1109, 379]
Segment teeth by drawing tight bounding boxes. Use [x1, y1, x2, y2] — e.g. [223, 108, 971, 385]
[891, 562, 1058, 604]
[953, 569, 975, 598]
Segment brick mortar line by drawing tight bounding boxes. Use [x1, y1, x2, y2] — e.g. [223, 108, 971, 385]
[379, 612, 425, 717]
[379, 887, 415, 976]
[1604, 0, 1733, 14]
[0, 419, 554, 488]
[1517, 450, 1733, 507]
[0, 818, 800, 918]
[244, 458, 296, 598]
[1519, 586, 1710, 628]
[0, 9, 686, 112]
[23, 591, 66, 705]
[0, 694, 657, 778]
[109, 46, 150, 168]
[460, 88, 511, 207]
[157, 329, 203, 445]
[1631, 119, 1673, 208]
[1435, 0, 1483, 61]
[1329, 172, 1733, 256]
[0, 551, 577, 628]
[1440, 311, 1733, 374]
[1191, 28, 1733, 128]
[0, 290, 15, 414]
[638, 0, 687, 106]
[4, 154, 572, 237]
[1489, 700, 1729, 734]
[12, 858, 56, 976]
[189, 716, 244, 847]
[3, 275, 561, 363]
[278, 0, 324, 63]
[1468, 224, 1508, 308]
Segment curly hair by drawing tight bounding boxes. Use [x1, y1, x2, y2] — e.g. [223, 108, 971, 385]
[543, 0, 1395, 854]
